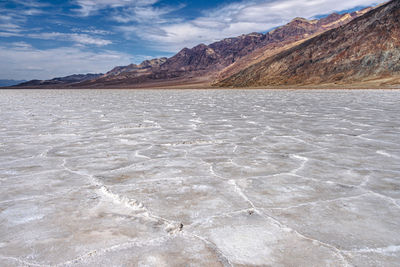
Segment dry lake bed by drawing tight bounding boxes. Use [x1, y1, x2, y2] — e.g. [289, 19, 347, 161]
[0, 89, 399, 266]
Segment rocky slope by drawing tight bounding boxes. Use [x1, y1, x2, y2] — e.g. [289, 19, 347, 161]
[81, 9, 370, 88]
[217, 0, 400, 87]
[217, 8, 372, 81]
[106, 58, 167, 76]
[77, 33, 270, 88]
[9, 5, 384, 89]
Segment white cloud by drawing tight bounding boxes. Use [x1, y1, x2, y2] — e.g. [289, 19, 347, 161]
[0, 0, 389, 80]
[9, 42, 32, 49]
[0, 43, 132, 80]
[118, 0, 387, 52]
[0, 13, 23, 34]
[0, 31, 21, 37]
[73, 0, 182, 27]
[22, 9, 43, 16]
[27, 32, 112, 46]
[0, 23, 22, 32]
[9, 0, 48, 8]
[0, 2, 44, 36]
[74, 0, 159, 16]
[111, 3, 184, 23]
[72, 28, 112, 35]
[0, 5, 111, 47]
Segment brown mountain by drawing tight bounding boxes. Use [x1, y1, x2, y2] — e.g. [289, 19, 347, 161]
[217, 0, 400, 88]
[106, 58, 168, 76]
[78, 33, 269, 88]
[217, 8, 372, 81]
[73, 8, 370, 89]
[9, 5, 385, 89]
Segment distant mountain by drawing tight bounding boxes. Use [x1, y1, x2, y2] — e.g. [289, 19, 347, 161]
[77, 33, 270, 88]
[217, 0, 400, 87]
[0, 80, 27, 87]
[106, 58, 168, 76]
[79, 9, 369, 88]
[15, 73, 102, 87]
[12, 3, 395, 89]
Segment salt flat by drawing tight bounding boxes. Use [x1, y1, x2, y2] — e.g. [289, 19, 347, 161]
[0, 89, 399, 266]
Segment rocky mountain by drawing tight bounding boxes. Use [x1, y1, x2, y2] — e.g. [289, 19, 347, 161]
[8, 3, 389, 89]
[217, 8, 373, 81]
[80, 9, 370, 88]
[106, 58, 167, 76]
[77, 33, 270, 88]
[16, 73, 102, 87]
[217, 0, 400, 87]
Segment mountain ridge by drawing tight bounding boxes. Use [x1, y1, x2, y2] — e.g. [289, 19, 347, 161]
[15, 73, 103, 87]
[8, 3, 397, 89]
[78, 8, 372, 88]
[216, 8, 374, 82]
[217, 0, 400, 87]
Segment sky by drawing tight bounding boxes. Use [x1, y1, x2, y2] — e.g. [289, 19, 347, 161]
[0, 0, 387, 80]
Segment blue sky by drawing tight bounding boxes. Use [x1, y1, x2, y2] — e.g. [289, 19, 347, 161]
[0, 0, 386, 80]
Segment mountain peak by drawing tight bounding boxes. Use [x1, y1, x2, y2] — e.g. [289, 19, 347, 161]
[291, 17, 310, 23]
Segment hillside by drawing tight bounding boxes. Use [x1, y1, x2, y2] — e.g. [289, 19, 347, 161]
[216, 8, 372, 81]
[10, 8, 371, 89]
[80, 9, 370, 88]
[16, 74, 102, 87]
[217, 0, 400, 87]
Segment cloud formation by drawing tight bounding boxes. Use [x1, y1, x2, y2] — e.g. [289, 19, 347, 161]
[118, 0, 386, 51]
[0, 42, 132, 80]
[74, 0, 159, 16]
[0, 1, 45, 38]
[0, 0, 388, 80]
[27, 32, 112, 46]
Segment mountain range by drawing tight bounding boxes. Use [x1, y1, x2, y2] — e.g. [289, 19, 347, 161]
[7, 0, 400, 89]
[0, 80, 27, 87]
[218, 0, 400, 88]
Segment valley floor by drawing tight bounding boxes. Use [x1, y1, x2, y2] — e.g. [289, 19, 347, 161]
[0, 89, 399, 266]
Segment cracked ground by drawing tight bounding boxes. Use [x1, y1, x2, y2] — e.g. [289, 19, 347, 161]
[0, 89, 399, 266]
